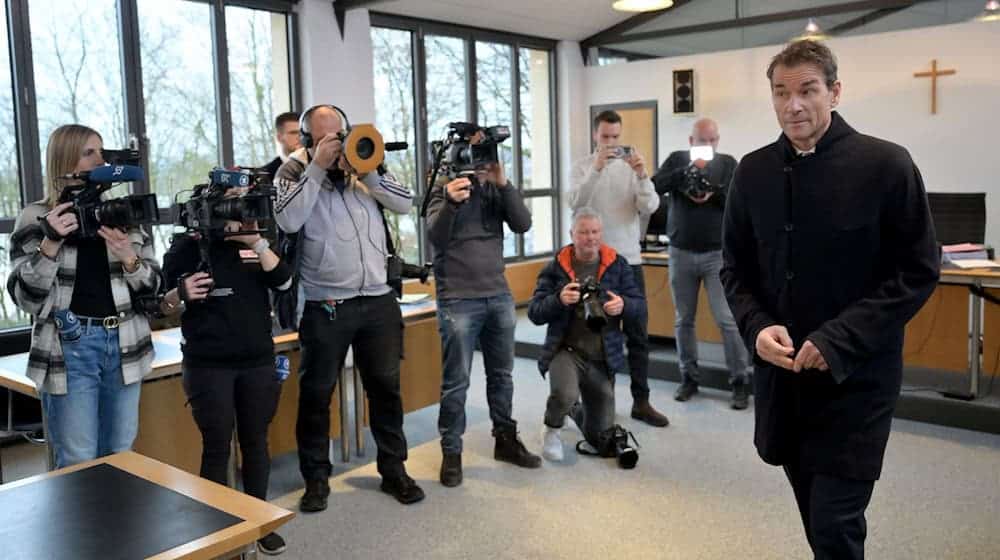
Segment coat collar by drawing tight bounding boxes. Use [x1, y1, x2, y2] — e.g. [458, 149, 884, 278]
[776, 111, 856, 163]
[556, 244, 618, 281]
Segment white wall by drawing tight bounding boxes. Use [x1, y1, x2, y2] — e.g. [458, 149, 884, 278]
[576, 21, 1000, 248]
[556, 40, 588, 246]
[297, 0, 376, 123]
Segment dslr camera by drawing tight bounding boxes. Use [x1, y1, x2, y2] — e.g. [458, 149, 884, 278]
[53, 148, 159, 239]
[175, 168, 274, 236]
[579, 276, 607, 332]
[682, 165, 717, 199]
[431, 121, 510, 180]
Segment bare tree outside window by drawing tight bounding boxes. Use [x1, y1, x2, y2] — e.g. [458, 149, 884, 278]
[476, 41, 517, 257]
[371, 26, 419, 265]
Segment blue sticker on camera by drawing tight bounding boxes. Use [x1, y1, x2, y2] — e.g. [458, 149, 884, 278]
[54, 309, 83, 342]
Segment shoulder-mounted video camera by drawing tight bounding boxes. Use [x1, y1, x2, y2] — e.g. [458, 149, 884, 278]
[431, 122, 510, 180]
[51, 148, 160, 239]
[174, 167, 274, 237]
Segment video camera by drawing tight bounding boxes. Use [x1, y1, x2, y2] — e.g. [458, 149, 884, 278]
[579, 276, 607, 332]
[175, 167, 274, 236]
[52, 147, 159, 239]
[431, 122, 510, 180]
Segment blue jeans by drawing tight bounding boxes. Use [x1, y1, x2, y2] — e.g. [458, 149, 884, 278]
[41, 323, 141, 468]
[436, 294, 517, 454]
[668, 246, 750, 385]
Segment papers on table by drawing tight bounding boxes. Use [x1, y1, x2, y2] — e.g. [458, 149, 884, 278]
[397, 293, 431, 304]
[948, 259, 1000, 270]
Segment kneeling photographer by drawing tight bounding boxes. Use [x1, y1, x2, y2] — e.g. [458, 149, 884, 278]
[424, 122, 540, 487]
[161, 171, 292, 555]
[7, 124, 160, 469]
[528, 207, 644, 469]
[651, 118, 750, 410]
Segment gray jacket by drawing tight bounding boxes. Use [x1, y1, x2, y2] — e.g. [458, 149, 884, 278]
[425, 179, 531, 300]
[274, 148, 413, 301]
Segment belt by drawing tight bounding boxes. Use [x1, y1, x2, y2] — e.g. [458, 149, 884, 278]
[78, 315, 121, 329]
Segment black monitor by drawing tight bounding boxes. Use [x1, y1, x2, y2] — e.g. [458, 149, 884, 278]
[644, 193, 670, 246]
[926, 192, 986, 245]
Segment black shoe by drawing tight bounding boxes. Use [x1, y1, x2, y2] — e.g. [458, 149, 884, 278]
[299, 478, 330, 513]
[674, 380, 699, 402]
[494, 429, 542, 468]
[731, 380, 750, 410]
[257, 532, 287, 556]
[381, 473, 426, 504]
[631, 399, 670, 427]
[440, 453, 463, 487]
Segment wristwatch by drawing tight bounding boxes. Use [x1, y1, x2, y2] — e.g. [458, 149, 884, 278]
[252, 238, 270, 256]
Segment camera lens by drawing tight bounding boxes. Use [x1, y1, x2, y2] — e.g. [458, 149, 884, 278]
[357, 137, 376, 160]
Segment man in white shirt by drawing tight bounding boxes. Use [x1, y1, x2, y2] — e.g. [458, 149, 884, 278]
[570, 110, 668, 427]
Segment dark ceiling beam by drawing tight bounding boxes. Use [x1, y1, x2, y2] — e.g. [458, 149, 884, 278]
[579, 0, 696, 63]
[602, 0, 931, 45]
[827, 4, 913, 35]
[333, 0, 392, 39]
[598, 46, 659, 61]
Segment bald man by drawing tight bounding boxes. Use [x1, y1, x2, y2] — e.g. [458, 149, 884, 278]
[652, 118, 750, 409]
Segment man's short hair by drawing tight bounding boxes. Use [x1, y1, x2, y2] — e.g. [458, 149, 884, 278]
[767, 40, 838, 89]
[593, 110, 622, 130]
[275, 111, 300, 131]
[572, 207, 603, 229]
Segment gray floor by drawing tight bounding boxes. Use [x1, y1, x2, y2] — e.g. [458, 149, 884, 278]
[4, 353, 1000, 559]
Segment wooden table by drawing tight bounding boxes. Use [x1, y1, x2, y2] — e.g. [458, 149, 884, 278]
[0, 301, 441, 476]
[642, 251, 1000, 399]
[0, 451, 293, 560]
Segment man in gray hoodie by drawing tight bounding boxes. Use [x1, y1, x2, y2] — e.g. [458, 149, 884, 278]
[274, 105, 423, 510]
[426, 130, 542, 487]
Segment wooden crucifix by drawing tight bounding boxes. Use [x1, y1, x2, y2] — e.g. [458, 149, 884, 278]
[913, 59, 956, 115]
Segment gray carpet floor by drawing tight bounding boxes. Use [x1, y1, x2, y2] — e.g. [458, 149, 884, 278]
[268, 353, 1000, 560]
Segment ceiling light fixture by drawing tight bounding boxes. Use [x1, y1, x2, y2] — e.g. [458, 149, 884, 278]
[791, 18, 829, 42]
[612, 0, 674, 13]
[976, 0, 1000, 22]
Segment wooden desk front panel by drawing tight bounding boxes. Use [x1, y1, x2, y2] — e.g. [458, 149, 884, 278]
[643, 265, 723, 343]
[401, 317, 443, 412]
[902, 283, 970, 374]
[403, 258, 548, 306]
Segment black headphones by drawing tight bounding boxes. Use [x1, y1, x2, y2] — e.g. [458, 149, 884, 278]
[299, 104, 351, 149]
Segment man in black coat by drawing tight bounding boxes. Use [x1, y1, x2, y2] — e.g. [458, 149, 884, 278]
[720, 40, 939, 559]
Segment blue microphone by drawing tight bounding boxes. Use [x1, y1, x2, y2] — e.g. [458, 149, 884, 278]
[209, 168, 252, 187]
[66, 164, 145, 184]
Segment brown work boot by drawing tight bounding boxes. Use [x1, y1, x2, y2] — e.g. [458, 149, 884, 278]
[631, 398, 669, 427]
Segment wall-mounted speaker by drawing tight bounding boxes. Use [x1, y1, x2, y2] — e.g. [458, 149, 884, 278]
[673, 69, 694, 114]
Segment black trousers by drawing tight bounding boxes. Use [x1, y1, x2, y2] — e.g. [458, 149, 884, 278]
[296, 294, 408, 480]
[783, 463, 876, 560]
[625, 264, 650, 401]
[182, 362, 280, 501]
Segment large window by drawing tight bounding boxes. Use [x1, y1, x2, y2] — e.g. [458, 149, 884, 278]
[371, 26, 419, 265]
[0, 0, 299, 334]
[370, 15, 559, 263]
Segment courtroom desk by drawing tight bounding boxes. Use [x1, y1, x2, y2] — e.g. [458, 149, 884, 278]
[641, 252, 723, 343]
[402, 257, 550, 305]
[0, 302, 441, 475]
[0, 451, 293, 560]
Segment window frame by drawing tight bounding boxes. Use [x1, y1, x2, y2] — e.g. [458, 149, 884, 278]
[369, 12, 560, 264]
[0, 0, 301, 340]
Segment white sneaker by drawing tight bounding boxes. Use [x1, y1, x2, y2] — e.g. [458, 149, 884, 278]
[542, 425, 564, 462]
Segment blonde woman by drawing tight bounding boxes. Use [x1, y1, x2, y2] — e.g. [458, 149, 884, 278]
[7, 124, 159, 468]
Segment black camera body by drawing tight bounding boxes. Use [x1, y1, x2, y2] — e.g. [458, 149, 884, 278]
[682, 164, 717, 199]
[579, 276, 607, 332]
[175, 168, 274, 236]
[387, 257, 432, 298]
[432, 122, 510, 179]
[56, 151, 159, 239]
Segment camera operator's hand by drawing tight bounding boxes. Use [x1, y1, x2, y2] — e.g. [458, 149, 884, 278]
[180, 272, 214, 302]
[482, 162, 506, 187]
[559, 282, 581, 306]
[602, 290, 624, 316]
[312, 133, 343, 170]
[445, 177, 473, 204]
[44, 202, 79, 240]
[98, 226, 139, 271]
[226, 220, 262, 247]
[627, 151, 647, 180]
[593, 146, 613, 172]
[755, 325, 796, 370]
